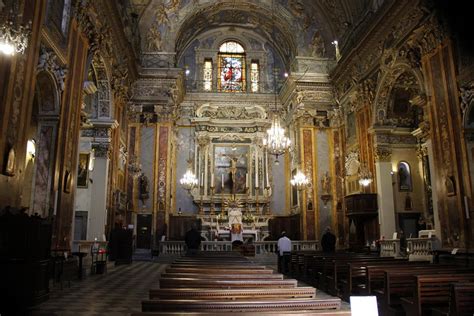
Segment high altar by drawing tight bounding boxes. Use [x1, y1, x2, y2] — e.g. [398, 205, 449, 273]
[181, 100, 276, 242]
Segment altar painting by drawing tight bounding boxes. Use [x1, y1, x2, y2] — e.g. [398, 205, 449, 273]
[218, 55, 245, 92]
[214, 145, 248, 194]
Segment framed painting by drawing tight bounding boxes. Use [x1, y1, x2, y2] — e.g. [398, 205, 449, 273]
[77, 153, 90, 188]
[397, 161, 412, 192]
[214, 145, 248, 194]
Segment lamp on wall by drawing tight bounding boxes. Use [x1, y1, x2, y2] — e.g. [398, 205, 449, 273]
[290, 170, 309, 191]
[0, 6, 31, 56]
[26, 139, 36, 160]
[358, 164, 373, 187]
[263, 0, 291, 165]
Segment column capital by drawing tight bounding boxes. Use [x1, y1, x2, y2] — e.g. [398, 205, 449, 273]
[92, 143, 111, 158]
[374, 146, 392, 162]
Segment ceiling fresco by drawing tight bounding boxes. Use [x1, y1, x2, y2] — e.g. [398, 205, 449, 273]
[123, 0, 374, 63]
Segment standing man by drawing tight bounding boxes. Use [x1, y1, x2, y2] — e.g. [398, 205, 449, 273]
[185, 223, 202, 256]
[277, 231, 291, 274]
[321, 227, 336, 253]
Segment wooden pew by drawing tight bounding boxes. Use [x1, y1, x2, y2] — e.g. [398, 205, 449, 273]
[341, 261, 430, 300]
[141, 298, 343, 313]
[381, 269, 474, 315]
[323, 256, 398, 295]
[448, 282, 474, 316]
[400, 273, 474, 316]
[149, 287, 317, 300]
[165, 267, 274, 274]
[133, 310, 352, 315]
[159, 277, 299, 289]
[160, 272, 284, 280]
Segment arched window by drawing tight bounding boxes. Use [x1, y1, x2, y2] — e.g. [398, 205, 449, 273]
[218, 41, 246, 92]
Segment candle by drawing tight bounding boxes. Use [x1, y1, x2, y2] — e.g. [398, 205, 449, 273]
[221, 174, 224, 189]
[245, 173, 249, 188]
[255, 150, 259, 188]
[201, 172, 204, 187]
[211, 173, 214, 187]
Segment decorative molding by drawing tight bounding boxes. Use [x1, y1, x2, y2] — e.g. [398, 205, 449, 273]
[374, 146, 392, 162]
[37, 45, 68, 91]
[196, 104, 267, 120]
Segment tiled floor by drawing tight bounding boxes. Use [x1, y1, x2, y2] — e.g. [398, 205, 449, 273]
[30, 261, 166, 316]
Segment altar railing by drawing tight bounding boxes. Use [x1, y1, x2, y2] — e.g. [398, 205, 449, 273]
[379, 238, 436, 261]
[156, 240, 319, 256]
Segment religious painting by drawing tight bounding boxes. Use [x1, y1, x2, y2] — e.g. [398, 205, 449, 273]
[214, 145, 248, 194]
[346, 111, 356, 141]
[218, 55, 245, 92]
[77, 153, 90, 188]
[397, 161, 412, 192]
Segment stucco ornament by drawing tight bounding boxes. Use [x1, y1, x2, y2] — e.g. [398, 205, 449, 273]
[345, 150, 360, 176]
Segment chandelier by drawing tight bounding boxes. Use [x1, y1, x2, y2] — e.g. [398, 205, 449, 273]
[180, 159, 198, 191]
[290, 170, 309, 191]
[358, 164, 373, 187]
[0, 19, 30, 56]
[264, 114, 291, 165]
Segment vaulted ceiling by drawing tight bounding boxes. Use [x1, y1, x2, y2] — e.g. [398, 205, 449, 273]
[122, 0, 375, 62]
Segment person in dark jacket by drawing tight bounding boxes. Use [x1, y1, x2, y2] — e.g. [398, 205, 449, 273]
[185, 223, 202, 255]
[321, 227, 336, 253]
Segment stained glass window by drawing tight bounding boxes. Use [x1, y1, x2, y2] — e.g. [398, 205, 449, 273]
[251, 61, 259, 92]
[219, 41, 244, 53]
[203, 59, 212, 91]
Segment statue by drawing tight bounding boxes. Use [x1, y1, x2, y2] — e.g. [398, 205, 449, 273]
[147, 27, 162, 51]
[321, 172, 331, 195]
[310, 31, 326, 58]
[139, 173, 150, 203]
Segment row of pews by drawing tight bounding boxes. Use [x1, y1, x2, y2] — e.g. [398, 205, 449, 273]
[288, 250, 474, 315]
[133, 251, 351, 315]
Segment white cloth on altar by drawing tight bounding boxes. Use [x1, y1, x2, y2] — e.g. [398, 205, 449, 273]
[228, 208, 243, 242]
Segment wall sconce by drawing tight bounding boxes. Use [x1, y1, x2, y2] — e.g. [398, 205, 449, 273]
[26, 139, 36, 160]
[358, 164, 373, 187]
[88, 149, 95, 171]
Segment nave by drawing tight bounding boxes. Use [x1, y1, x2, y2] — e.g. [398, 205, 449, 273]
[30, 253, 351, 316]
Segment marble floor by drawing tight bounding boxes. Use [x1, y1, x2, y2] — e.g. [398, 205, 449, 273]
[30, 261, 166, 316]
[29, 253, 350, 316]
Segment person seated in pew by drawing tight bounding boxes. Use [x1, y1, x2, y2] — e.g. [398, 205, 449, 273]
[277, 231, 291, 273]
[321, 227, 336, 253]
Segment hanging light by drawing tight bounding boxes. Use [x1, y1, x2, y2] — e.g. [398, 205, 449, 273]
[290, 170, 309, 191]
[358, 164, 373, 187]
[263, 0, 291, 165]
[180, 126, 198, 191]
[264, 114, 291, 165]
[180, 159, 198, 191]
[0, 19, 30, 56]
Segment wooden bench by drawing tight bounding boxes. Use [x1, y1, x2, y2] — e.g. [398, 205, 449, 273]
[340, 260, 430, 301]
[160, 272, 284, 280]
[165, 267, 274, 274]
[132, 310, 352, 315]
[159, 277, 299, 289]
[149, 287, 317, 300]
[380, 270, 474, 315]
[141, 298, 342, 313]
[448, 282, 474, 316]
[400, 273, 474, 316]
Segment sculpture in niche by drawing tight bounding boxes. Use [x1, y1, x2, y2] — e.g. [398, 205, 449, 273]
[147, 26, 162, 51]
[397, 161, 412, 191]
[139, 173, 150, 203]
[4, 147, 15, 176]
[310, 30, 326, 57]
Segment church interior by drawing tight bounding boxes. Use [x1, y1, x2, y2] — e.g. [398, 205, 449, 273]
[1, 0, 474, 315]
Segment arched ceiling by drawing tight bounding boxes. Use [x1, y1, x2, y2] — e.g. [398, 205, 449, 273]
[129, 0, 374, 63]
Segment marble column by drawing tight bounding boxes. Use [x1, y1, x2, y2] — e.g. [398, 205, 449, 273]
[88, 143, 110, 240]
[374, 147, 396, 238]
